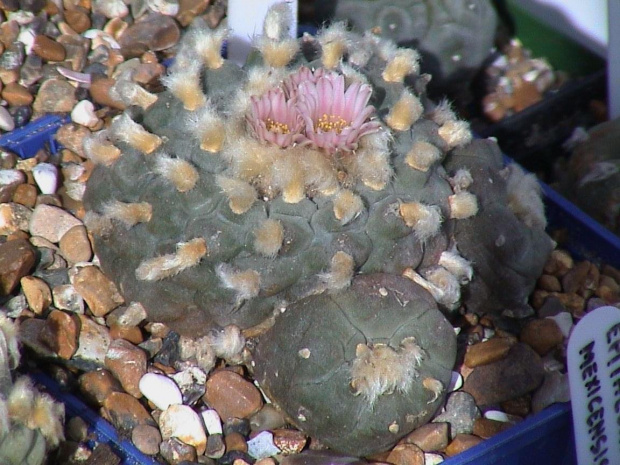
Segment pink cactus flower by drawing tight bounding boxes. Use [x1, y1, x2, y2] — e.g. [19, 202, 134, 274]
[296, 72, 381, 153]
[247, 87, 304, 148]
[282, 66, 325, 99]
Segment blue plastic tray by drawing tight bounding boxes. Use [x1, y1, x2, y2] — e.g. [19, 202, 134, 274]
[7, 115, 620, 464]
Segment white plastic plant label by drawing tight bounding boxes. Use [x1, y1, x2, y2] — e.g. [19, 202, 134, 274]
[568, 305, 620, 465]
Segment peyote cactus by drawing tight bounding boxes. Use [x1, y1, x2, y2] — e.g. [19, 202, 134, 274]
[83, 3, 553, 455]
[331, 0, 498, 92]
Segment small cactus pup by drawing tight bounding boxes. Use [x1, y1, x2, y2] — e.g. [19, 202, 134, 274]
[253, 273, 457, 456]
[82, 3, 553, 453]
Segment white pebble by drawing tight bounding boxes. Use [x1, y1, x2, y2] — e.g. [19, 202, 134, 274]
[64, 181, 86, 201]
[32, 163, 58, 195]
[547, 312, 573, 339]
[92, 0, 129, 19]
[139, 372, 183, 411]
[71, 100, 99, 128]
[448, 371, 463, 392]
[146, 0, 179, 16]
[17, 28, 36, 54]
[7, 10, 34, 25]
[200, 408, 222, 435]
[159, 404, 207, 455]
[0, 169, 25, 186]
[0, 106, 15, 132]
[483, 409, 511, 422]
[482, 327, 496, 340]
[247, 431, 281, 459]
[83, 30, 121, 49]
[424, 452, 445, 465]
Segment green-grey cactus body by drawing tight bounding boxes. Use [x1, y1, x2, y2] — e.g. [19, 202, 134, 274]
[83, 9, 552, 455]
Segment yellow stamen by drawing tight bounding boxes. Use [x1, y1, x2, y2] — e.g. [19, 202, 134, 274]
[317, 113, 348, 133]
[266, 118, 290, 134]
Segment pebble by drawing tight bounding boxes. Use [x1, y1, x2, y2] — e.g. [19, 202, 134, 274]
[146, 0, 180, 16]
[89, 76, 127, 109]
[249, 404, 288, 432]
[31, 33, 66, 61]
[423, 453, 444, 465]
[71, 99, 100, 128]
[52, 284, 85, 313]
[32, 162, 58, 195]
[531, 370, 570, 413]
[29, 204, 82, 243]
[54, 124, 90, 159]
[546, 312, 573, 339]
[272, 429, 307, 455]
[12, 183, 37, 208]
[73, 313, 111, 366]
[204, 370, 264, 421]
[247, 431, 281, 460]
[444, 434, 484, 456]
[206, 433, 226, 459]
[59, 225, 92, 263]
[139, 372, 183, 411]
[159, 437, 197, 464]
[103, 391, 155, 432]
[70, 264, 124, 317]
[401, 422, 449, 452]
[159, 404, 207, 455]
[118, 13, 180, 55]
[78, 368, 124, 407]
[472, 417, 512, 439]
[0, 106, 15, 132]
[105, 338, 147, 398]
[0, 202, 32, 235]
[132, 424, 162, 456]
[432, 391, 480, 439]
[64, 8, 91, 34]
[225, 432, 248, 453]
[171, 366, 207, 405]
[463, 342, 545, 406]
[38, 308, 80, 359]
[94, 0, 130, 19]
[201, 408, 223, 435]
[20, 275, 52, 314]
[385, 443, 424, 465]
[32, 78, 76, 114]
[464, 336, 516, 368]
[2, 82, 33, 106]
[106, 301, 147, 327]
[0, 238, 36, 295]
[561, 260, 591, 294]
[519, 318, 564, 356]
[109, 324, 144, 344]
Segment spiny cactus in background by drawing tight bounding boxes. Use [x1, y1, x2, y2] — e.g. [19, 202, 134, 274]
[83, 3, 553, 454]
[331, 0, 498, 93]
[0, 313, 65, 464]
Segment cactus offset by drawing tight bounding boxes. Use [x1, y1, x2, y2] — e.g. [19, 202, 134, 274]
[83, 7, 553, 455]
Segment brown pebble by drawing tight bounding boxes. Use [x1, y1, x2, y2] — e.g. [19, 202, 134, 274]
[54, 123, 90, 159]
[38, 309, 80, 359]
[12, 183, 37, 208]
[561, 260, 590, 294]
[472, 417, 512, 439]
[102, 391, 154, 432]
[205, 433, 226, 459]
[0, 238, 36, 296]
[401, 422, 449, 452]
[160, 438, 197, 464]
[32, 34, 67, 62]
[0, 202, 31, 235]
[537, 274, 561, 292]
[70, 265, 124, 317]
[500, 395, 531, 418]
[2, 82, 33, 106]
[177, 0, 210, 27]
[463, 343, 545, 406]
[204, 370, 264, 421]
[385, 443, 424, 465]
[59, 225, 93, 263]
[255, 458, 277, 465]
[520, 318, 564, 356]
[118, 13, 181, 56]
[224, 432, 248, 453]
[89, 76, 127, 110]
[464, 336, 516, 368]
[32, 78, 77, 114]
[595, 275, 620, 302]
[105, 338, 147, 398]
[551, 292, 585, 316]
[272, 428, 307, 455]
[543, 250, 573, 276]
[444, 434, 484, 456]
[20, 275, 52, 314]
[109, 324, 144, 344]
[132, 424, 162, 456]
[64, 7, 91, 33]
[602, 264, 620, 284]
[79, 368, 124, 407]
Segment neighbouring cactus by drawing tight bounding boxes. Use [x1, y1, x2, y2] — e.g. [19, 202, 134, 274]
[330, 0, 498, 92]
[0, 313, 65, 464]
[83, 4, 553, 455]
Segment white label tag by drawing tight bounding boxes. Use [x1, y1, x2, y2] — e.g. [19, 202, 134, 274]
[568, 306, 620, 465]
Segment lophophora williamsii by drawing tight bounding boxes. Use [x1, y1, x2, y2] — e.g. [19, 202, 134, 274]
[83, 4, 553, 455]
